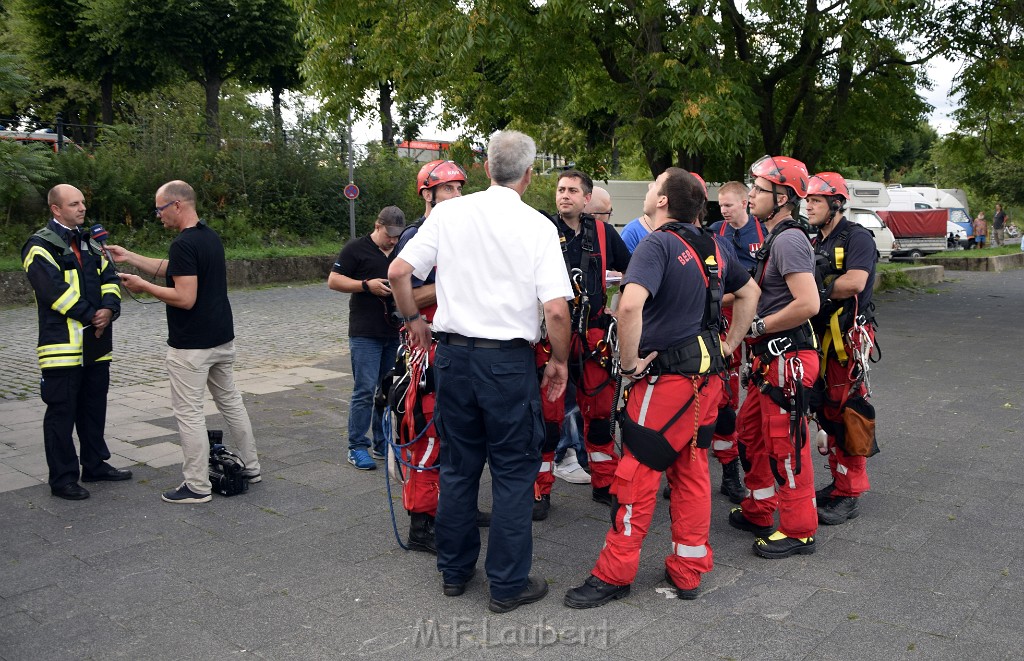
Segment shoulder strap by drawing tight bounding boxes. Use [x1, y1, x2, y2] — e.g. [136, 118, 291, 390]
[751, 218, 805, 284]
[595, 219, 607, 290]
[659, 222, 724, 332]
[34, 227, 72, 254]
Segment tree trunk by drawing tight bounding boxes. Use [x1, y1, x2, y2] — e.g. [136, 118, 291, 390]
[100, 74, 114, 126]
[204, 72, 222, 148]
[378, 80, 394, 147]
[272, 85, 284, 142]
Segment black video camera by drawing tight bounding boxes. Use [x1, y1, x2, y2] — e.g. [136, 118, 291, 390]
[208, 430, 248, 497]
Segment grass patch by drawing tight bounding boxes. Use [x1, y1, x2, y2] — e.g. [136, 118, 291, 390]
[924, 245, 1021, 259]
[876, 269, 916, 292]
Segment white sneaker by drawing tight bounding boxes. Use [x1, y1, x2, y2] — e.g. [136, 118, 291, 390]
[554, 448, 591, 484]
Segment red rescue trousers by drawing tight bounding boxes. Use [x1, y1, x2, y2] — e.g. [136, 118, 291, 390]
[737, 349, 820, 539]
[592, 375, 722, 590]
[710, 307, 741, 465]
[402, 341, 440, 516]
[535, 327, 618, 494]
[820, 327, 875, 498]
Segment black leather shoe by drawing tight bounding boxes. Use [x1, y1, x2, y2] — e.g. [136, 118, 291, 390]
[664, 569, 700, 600]
[82, 465, 132, 482]
[592, 485, 613, 506]
[51, 483, 89, 500]
[442, 568, 475, 597]
[564, 575, 630, 609]
[407, 512, 437, 554]
[532, 494, 550, 521]
[754, 533, 816, 559]
[488, 575, 549, 613]
[728, 507, 776, 537]
[476, 510, 491, 527]
[818, 496, 860, 525]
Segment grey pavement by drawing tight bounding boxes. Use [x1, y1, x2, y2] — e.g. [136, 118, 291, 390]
[2, 272, 1024, 660]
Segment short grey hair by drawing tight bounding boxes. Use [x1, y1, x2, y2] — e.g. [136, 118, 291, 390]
[487, 131, 536, 185]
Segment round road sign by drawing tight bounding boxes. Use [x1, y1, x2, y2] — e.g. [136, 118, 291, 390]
[343, 183, 360, 200]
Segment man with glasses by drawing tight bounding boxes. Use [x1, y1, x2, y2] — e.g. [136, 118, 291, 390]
[728, 155, 821, 559]
[532, 170, 631, 521]
[23, 184, 128, 500]
[111, 181, 261, 503]
[705, 181, 764, 504]
[327, 206, 406, 471]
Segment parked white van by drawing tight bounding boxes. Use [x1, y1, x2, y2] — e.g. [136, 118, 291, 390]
[884, 186, 935, 211]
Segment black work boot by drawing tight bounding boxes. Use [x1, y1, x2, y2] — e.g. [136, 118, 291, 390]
[815, 481, 836, 506]
[592, 485, 613, 506]
[818, 495, 860, 525]
[728, 506, 776, 537]
[564, 575, 631, 609]
[532, 494, 551, 521]
[407, 512, 437, 554]
[719, 458, 747, 504]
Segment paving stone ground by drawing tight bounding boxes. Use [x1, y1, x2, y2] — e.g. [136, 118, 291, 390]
[1, 273, 1023, 660]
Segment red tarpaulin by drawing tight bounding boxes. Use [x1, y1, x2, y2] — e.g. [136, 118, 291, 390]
[876, 210, 949, 238]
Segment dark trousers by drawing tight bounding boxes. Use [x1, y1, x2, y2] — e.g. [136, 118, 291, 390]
[433, 342, 542, 601]
[40, 363, 112, 488]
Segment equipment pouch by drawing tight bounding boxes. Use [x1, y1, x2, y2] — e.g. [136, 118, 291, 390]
[841, 396, 879, 457]
[618, 408, 680, 472]
[767, 412, 792, 459]
[696, 423, 715, 449]
[611, 453, 641, 504]
[714, 407, 736, 436]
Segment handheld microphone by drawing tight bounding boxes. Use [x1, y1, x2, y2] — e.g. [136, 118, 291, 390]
[90, 224, 109, 244]
[90, 224, 118, 274]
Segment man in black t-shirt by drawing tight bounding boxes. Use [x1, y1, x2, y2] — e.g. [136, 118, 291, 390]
[328, 206, 405, 471]
[113, 180, 261, 504]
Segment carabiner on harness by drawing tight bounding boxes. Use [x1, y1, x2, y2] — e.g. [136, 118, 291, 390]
[767, 336, 793, 357]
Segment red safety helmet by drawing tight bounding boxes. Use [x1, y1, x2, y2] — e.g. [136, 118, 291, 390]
[690, 171, 708, 198]
[417, 160, 467, 194]
[750, 155, 809, 199]
[807, 172, 849, 201]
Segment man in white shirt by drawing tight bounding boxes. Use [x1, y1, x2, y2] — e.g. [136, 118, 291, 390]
[390, 130, 572, 614]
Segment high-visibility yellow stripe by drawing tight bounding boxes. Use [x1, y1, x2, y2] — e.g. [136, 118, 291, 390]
[40, 354, 83, 369]
[101, 283, 121, 297]
[22, 246, 59, 270]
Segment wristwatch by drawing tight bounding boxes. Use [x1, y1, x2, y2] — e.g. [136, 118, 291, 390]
[750, 316, 766, 338]
[361, 279, 369, 292]
[402, 312, 421, 323]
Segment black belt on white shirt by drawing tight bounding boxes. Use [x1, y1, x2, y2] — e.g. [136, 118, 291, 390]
[435, 332, 530, 350]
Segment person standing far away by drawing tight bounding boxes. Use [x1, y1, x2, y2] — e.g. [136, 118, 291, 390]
[992, 203, 1006, 247]
[389, 130, 573, 614]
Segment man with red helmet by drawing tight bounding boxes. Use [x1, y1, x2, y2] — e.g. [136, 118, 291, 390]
[805, 172, 878, 525]
[564, 169, 759, 607]
[392, 159, 466, 553]
[532, 170, 631, 520]
[728, 155, 821, 559]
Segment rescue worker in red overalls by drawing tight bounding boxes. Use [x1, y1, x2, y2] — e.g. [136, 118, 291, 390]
[533, 170, 631, 520]
[708, 181, 765, 503]
[392, 160, 467, 553]
[564, 168, 759, 607]
[805, 172, 879, 525]
[728, 155, 822, 559]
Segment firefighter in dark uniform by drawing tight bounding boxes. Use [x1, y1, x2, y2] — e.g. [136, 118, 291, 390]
[22, 184, 131, 500]
[805, 172, 879, 525]
[564, 168, 759, 607]
[533, 169, 631, 520]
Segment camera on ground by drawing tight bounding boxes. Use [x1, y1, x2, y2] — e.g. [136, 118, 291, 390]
[208, 429, 248, 497]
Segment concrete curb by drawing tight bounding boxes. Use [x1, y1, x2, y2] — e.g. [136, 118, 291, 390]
[921, 252, 1024, 272]
[876, 265, 944, 291]
[1, 255, 335, 307]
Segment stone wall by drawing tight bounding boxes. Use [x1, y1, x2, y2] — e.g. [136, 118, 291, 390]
[1, 255, 335, 308]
